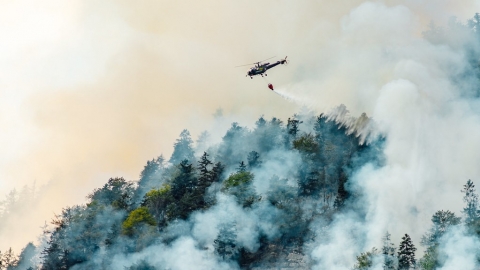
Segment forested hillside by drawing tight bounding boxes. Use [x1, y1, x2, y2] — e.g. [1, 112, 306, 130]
[3, 111, 479, 270]
[34, 112, 382, 269]
[2, 12, 480, 270]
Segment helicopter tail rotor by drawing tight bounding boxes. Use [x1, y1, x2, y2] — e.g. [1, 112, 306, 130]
[279, 56, 289, 65]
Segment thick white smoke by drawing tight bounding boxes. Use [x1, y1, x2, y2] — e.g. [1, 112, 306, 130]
[437, 226, 480, 269]
[272, 2, 480, 268]
[2, 1, 480, 268]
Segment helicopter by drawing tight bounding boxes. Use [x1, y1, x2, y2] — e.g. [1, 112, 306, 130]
[236, 56, 288, 79]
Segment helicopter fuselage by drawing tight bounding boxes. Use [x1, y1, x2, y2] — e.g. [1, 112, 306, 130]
[247, 59, 287, 78]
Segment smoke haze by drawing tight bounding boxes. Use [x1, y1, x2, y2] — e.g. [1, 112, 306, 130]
[1, 1, 480, 267]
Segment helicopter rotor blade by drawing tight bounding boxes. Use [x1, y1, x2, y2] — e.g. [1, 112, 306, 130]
[235, 56, 277, 68]
[235, 63, 257, 68]
[259, 56, 276, 63]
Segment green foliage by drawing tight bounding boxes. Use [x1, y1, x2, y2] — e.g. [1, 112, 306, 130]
[266, 176, 307, 241]
[29, 11, 480, 270]
[166, 155, 219, 220]
[418, 210, 460, 269]
[461, 179, 479, 225]
[418, 246, 438, 270]
[469, 218, 480, 236]
[135, 155, 165, 202]
[218, 122, 248, 166]
[87, 177, 134, 210]
[214, 222, 238, 261]
[287, 117, 302, 138]
[122, 207, 156, 236]
[211, 162, 225, 183]
[38, 110, 387, 268]
[298, 168, 323, 197]
[398, 234, 416, 270]
[42, 207, 84, 269]
[223, 172, 254, 189]
[145, 185, 171, 199]
[255, 116, 267, 128]
[197, 152, 214, 200]
[237, 161, 247, 173]
[293, 133, 318, 154]
[223, 171, 257, 207]
[166, 191, 199, 220]
[171, 160, 197, 200]
[266, 176, 296, 208]
[382, 232, 397, 270]
[143, 185, 172, 226]
[253, 117, 285, 154]
[421, 210, 461, 248]
[353, 247, 379, 269]
[41, 204, 123, 269]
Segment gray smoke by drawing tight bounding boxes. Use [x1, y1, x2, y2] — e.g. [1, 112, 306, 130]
[2, 1, 480, 269]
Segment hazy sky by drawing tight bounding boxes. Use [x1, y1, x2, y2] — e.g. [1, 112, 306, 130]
[1, 0, 480, 252]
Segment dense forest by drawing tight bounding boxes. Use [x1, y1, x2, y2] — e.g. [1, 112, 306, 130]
[1, 106, 384, 270]
[2, 13, 480, 270]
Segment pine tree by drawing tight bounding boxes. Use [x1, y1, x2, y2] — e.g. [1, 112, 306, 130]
[247, 151, 261, 168]
[0, 248, 18, 270]
[223, 170, 257, 207]
[353, 248, 379, 269]
[169, 129, 195, 165]
[298, 168, 321, 197]
[398, 234, 416, 270]
[121, 207, 156, 236]
[237, 161, 247, 173]
[41, 210, 74, 269]
[418, 210, 461, 268]
[1, 189, 18, 217]
[334, 171, 349, 209]
[382, 232, 397, 270]
[139, 157, 162, 183]
[15, 242, 37, 270]
[467, 13, 480, 33]
[461, 179, 479, 225]
[169, 160, 198, 219]
[313, 114, 324, 138]
[87, 177, 134, 210]
[421, 210, 461, 248]
[202, 162, 224, 207]
[218, 123, 246, 166]
[255, 115, 267, 128]
[211, 162, 225, 183]
[171, 160, 197, 200]
[258, 117, 284, 152]
[418, 246, 438, 270]
[197, 152, 213, 182]
[214, 222, 238, 261]
[135, 156, 164, 203]
[196, 152, 213, 208]
[285, 117, 302, 149]
[287, 117, 301, 138]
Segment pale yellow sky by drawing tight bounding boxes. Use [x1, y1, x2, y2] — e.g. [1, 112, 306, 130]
[1, 0, 479, 252]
